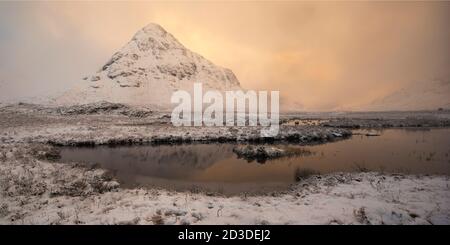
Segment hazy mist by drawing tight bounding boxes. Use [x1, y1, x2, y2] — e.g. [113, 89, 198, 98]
[0, 1, 449, 110]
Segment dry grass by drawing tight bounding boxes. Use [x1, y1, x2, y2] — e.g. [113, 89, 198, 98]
[151, 214, 165, 225]
[294, 168, 319, 182]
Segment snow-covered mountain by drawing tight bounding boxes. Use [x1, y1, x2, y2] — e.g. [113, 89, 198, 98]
[367, 79, 450, 111]
[56, 23, 241, 107]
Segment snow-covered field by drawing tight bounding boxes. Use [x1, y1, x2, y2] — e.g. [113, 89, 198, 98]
[1, 145, 448, 225]
[0, 103, 449, 225]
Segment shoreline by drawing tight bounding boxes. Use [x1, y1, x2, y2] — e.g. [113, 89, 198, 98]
[1, 144, 448, 224]
[0, 103, 449, 225]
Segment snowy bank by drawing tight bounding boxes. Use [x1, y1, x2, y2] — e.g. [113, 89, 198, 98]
[0, 142, 449, 225]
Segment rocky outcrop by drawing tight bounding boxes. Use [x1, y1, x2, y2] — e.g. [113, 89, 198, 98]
[55, 101, 153, 117]
[233, 145, 312, 163]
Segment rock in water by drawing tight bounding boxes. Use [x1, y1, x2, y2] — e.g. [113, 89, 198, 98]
[56, 23, 241, 108]
[233, 145, 313, 163]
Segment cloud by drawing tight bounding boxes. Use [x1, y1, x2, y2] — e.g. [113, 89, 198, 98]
[0, 1, 449, 110]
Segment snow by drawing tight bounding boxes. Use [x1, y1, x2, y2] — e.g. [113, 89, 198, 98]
[1, 147, 449, 225]
[55, 23, 241, 108]
[0, 104, 449, 225]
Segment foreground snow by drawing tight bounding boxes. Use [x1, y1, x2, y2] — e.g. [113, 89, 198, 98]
[0, 143, 448, 225]
[0, 104, 449, 225]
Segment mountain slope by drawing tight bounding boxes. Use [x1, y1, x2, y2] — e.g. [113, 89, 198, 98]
[367, 80, 450, 111]
[56, 23, 241, 107]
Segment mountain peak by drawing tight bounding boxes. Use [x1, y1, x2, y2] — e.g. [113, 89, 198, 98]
[129, 23, 184, 54]
[132, 23, 170, 42]
[140, 23, 167, 33]
[57, 23, 241, 107]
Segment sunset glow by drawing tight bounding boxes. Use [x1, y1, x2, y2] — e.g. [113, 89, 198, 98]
[1, 1, 449, 110]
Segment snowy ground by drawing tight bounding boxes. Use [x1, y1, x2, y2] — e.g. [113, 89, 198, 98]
[0, 103, 449, 225]
[0, 102, 352, 146]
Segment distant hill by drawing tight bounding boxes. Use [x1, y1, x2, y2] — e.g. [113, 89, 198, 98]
[367, 80, 450, 111]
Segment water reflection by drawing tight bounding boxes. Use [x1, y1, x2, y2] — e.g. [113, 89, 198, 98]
[60, 128, 450, 194]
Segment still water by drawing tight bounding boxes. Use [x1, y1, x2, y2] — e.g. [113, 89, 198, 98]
[60, 128, 450, 194]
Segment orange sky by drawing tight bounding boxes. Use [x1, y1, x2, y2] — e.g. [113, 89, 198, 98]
[0, 1, 449, 110]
